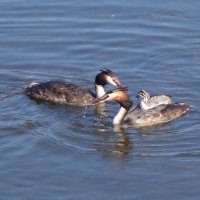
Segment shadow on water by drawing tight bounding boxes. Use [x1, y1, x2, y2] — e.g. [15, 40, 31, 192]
[134, 122, 173, 135]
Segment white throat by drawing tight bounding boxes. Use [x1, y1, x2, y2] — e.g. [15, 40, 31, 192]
[113, 106, 128, 125]
[140, 100, 149, 110]
[95, 84, 106, 98]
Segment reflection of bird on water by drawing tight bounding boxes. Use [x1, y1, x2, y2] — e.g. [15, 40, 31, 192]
[95, 126, 133, 160]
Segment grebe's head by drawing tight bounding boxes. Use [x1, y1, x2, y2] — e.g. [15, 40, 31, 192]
[136, 90, 150, 101]
[98, 88, 133, 110]
[95, 69, 124, 87]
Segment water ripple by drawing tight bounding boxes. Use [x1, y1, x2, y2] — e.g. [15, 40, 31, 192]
[0, 1, 200, 199]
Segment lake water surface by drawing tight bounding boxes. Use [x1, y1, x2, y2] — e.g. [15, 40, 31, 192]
[0, 0, 200, 199]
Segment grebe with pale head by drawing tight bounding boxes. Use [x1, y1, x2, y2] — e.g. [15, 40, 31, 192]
[136, 89, 172, 110]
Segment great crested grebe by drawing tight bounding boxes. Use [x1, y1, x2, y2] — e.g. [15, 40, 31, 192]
[98, 88, 190, 127]
[25, 69, 123, 106]
[137, 89, 172, 110]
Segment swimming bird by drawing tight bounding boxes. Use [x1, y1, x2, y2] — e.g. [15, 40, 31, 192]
[137, 89, 172, 110]
[25, 69, 123, 106]
[98, 88, 190, 127]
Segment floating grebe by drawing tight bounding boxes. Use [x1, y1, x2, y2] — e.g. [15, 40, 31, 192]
[25, 69, 123, 106]
[137, 89, 172, 110]
[98, 88, 190, 127]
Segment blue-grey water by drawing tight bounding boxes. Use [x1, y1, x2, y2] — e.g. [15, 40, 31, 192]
[0, 0, 200, 199]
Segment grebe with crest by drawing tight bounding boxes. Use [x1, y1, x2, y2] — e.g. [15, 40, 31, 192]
[98, 88, 190, 127]
[137, 89, 172, 110]
[25, 69, 123, 106]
